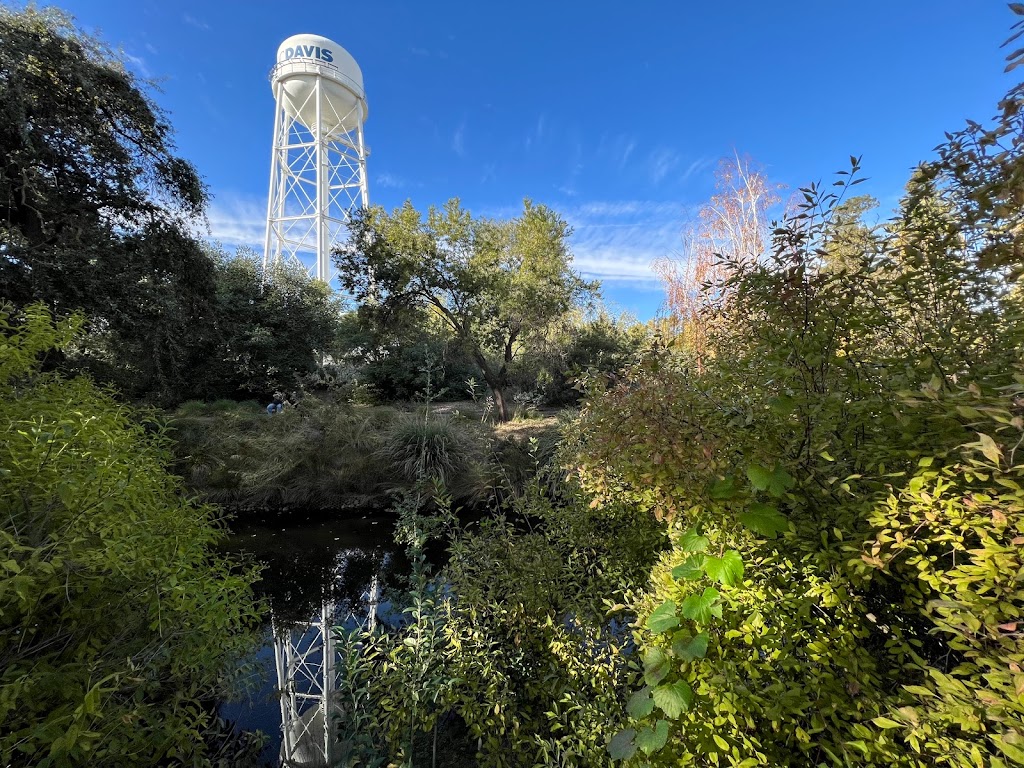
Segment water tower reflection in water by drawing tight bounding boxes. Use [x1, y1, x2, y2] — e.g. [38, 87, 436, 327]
[221, 515, 403, 768]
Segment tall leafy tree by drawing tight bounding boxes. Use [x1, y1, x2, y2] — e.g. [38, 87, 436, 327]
[819, 194, 880, 274]
[0, 6, 216, 403]
[199, 250, 344, 399]
[338, 198, 596, 420]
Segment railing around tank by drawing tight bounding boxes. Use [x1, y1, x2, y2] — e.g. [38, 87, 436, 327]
[269, 59, 365, 103]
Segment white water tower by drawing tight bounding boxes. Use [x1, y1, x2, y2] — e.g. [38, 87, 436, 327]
[263, 34, 369, 284]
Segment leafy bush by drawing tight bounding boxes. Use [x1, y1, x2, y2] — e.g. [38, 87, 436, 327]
[509, 311, 648, 407]
[328, 479, 666, 767]
[851, 388, 1024, 765]
[0, 305, 262, 766]
[572, 147, 1024, 764]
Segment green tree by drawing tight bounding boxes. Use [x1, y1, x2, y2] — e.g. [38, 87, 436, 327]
[820, 194, 880, 274]
[199, 249, 344, 399]
[0, 6, 218, 404]
[338, 198, 596, 420]
[509, 309, 648, 406]
[332, 305, 479, 403]
[0, 305, 263, 766]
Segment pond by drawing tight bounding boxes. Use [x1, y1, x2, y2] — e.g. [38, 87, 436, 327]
[218, 510, 408, 767]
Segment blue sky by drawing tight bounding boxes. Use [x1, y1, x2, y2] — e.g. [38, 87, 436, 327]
[51, 1, 1019, 320]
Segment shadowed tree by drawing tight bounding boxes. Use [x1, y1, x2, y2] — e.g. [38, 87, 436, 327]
[0, 6, 217, 403]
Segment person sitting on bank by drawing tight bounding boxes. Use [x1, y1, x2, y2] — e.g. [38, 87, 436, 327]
[267, 391, 285, 415]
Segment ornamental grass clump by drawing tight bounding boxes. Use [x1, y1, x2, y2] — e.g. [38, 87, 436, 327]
[377, 414, 476, 488]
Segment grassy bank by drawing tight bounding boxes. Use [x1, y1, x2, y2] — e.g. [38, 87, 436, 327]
[166, 397, 562, 514]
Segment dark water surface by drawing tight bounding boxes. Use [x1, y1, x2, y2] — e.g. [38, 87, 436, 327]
[218, 511, 408, 766]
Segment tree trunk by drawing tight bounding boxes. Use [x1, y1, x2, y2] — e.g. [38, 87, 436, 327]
[490, 384, 509, 422]
[472, 349, 510, 422]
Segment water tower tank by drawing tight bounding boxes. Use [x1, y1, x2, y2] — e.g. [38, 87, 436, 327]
[273, 33, 367, 135]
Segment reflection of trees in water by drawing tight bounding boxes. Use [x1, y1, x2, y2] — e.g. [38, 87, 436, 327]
[246, 535, 407, 628]
[222, 513, 448, 630]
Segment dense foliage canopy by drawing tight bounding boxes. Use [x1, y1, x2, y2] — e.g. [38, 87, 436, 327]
[0, 6, 220, 404]
[338, 199, 597, 419]
[0, 8, 343, 405]
[0, 305, 262, 766]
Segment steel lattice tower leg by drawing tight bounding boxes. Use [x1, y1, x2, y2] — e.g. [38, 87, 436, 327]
[272, 578, 381, 767]
[273, 601, 335, 768]
[263, 79, 368, 286]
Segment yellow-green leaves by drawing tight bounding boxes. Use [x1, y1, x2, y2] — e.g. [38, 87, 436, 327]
[627, 687, 655, 719]
[636, 719, 670, 755]
[608, 728, 637, 760]
[873, 716, 902, 729]
[671, 554, 706, 581]
[672, 632, 709, 662]
[0, 304, 82, 386]
[0, 308, 263, 763]
[677, 528, 710, 553]
[652, 680, 693, 718]
[644, 647, 670, 686]
[681, 587, 722, 624]
[972, 432, 1003, 465]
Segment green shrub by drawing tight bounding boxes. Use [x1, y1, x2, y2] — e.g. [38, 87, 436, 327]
[0, 305, 263, 766]
[330, 482, 665, 767]
[572, 146, 1024, 763]
[851, 389, 1024, 765]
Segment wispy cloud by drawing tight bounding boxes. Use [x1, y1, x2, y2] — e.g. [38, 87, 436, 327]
[452, 120, 467, 157]
[526, 113, 547, 150]
[649, 148, 681, 185]
[377, 172, 408, 189]
[680, 156, 716, 184]
[122, 51, 151, 78]
[597, 133, 638, 169]
[183, 14, 210, 31]
[410, 46, 449, 59]
[203, 192, 266, 250]
[565, 199, 687, 286]
[619, 139, 637, 169]
[557, 134, 584, 197]
[576, 201, 677, 218]
[200, 189, 685, 291]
